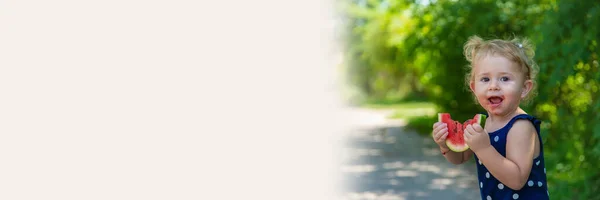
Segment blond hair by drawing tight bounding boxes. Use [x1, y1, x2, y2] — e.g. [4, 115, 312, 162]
[463, 35, 538, 105]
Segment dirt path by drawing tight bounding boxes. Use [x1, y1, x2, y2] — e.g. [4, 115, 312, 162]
[338, 108, 481, 200]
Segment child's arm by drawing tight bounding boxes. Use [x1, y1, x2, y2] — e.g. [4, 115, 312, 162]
[440, 147, 472, 165]
[465, 120, 537, 190]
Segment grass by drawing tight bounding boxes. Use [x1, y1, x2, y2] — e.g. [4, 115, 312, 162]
[363, 101, 435, 111]
[405, 115, 438, 136]
[363, 101, 436, 120]
[362, 101, 438, 136]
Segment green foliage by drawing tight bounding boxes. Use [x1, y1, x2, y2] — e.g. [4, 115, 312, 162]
[405, 115, 437, 137]
[340, 0, 600, 198]
[531, 1, 600, 199]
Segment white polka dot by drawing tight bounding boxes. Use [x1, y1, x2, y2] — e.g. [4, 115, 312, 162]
[536, 160, 540, 166]
[487, 195, 492, 200]
[547, 190, 549, 196]
[527, 180, 533, 186]
[544, 168, 546, 174]
[494, 136, 499, 142]
[513, 193, 519, 199]
[485, 172, 490, 178]
[480, 182, 483, 188]
[479, 159, 482, 165]
[498, 183, 504, 189]
[538, 181, 543, 187]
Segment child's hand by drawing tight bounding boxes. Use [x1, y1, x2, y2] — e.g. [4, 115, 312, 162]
[464, 123, 491, 152]
[432, 122, 449, 149]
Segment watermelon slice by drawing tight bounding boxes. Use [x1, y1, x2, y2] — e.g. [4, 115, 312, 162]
[438, 113, 487, 152]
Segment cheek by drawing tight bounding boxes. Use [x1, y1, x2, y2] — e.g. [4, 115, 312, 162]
[473, 83, 487, 93]
[503, 83, 521, 93]
[502, 85, 522, 99]
[474, 90, 488, 100]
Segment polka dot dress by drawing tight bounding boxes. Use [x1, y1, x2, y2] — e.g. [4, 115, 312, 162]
[474, 114, 549, 200]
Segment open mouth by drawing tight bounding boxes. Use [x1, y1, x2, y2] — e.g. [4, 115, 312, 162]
[488, 96, 503, 106]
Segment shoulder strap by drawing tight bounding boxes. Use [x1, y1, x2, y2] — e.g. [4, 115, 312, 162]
[507, 114, 544, 154]
[508, 114, 541, 133]
[478, 112, 542, 135]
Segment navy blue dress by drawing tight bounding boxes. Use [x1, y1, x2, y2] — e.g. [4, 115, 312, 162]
[473, 114, 549, 200]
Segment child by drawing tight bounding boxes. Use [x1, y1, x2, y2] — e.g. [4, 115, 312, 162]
[431, 35, 549, 200]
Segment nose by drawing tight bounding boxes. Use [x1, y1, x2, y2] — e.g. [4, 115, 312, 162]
[488, 80, 500, 91]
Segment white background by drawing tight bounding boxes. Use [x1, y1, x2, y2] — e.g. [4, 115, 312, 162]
[0, 0, 348, 199]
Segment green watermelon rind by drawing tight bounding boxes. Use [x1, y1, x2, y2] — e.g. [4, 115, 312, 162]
[440, 113, 487, 153]
[446, 140, 470, 152]
[478, 114, 487, 130]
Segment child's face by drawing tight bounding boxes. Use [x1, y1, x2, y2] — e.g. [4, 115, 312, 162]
[470, 55, 532, 116]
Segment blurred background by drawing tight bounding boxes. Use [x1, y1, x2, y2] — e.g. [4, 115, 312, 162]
[335, 0, 600, 199]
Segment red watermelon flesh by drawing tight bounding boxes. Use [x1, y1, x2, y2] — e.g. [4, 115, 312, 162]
[438, 113, 487, 152]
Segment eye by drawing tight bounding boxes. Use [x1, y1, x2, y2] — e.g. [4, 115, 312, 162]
[500, 76, 510, 81]
[480, 77, 490, 82]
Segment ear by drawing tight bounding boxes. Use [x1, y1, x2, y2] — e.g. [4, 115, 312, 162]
[521, 80, 533, 98]
[469, 80, 475, 92]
